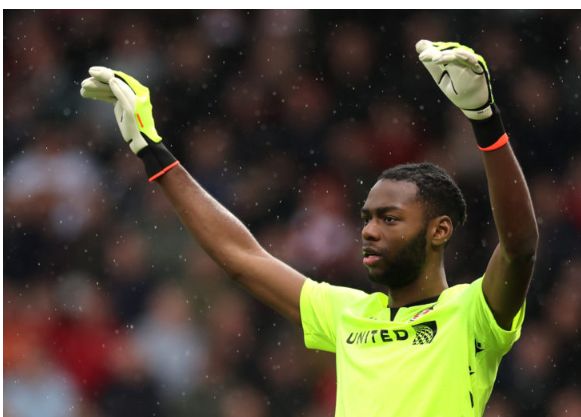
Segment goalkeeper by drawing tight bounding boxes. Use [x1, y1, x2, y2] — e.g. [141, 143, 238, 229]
[81, 40, 538, 417]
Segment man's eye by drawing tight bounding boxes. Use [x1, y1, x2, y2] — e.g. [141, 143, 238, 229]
[383, 216, 397, 223]
[361, 218, 369, 225]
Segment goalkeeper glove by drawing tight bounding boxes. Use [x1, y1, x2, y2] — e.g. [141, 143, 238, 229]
[80, 67, 179, 181]
[416, 40, 508, 151]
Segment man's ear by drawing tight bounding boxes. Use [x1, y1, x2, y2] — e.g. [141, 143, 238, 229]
[429, 215, 453, 248]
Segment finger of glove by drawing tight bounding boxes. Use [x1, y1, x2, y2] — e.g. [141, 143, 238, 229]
[80, 77, 116, 102]
[116, 103, 141, 141]
[453, 49, 485, 73]
[80, 88, 117, 103]
[454, 49, 485, 74]
[81, 77, 112, 92]
[431, 50, 461, 66]
[429, 44, 485, 71]
[453, 49, 478, 65]
[89, 66, 116, 83]
[432, 50, 485, 76]
[434, 42, 476, 57]
[418, 56, 444, 83]
[415, 39, 434, 54]
[427, 42, 480, 71]
[109, 78, 136, 113]
[114, 102, 148, 153]
[418, 45, 443, 63]
[80, 88, 116, 99]
[417, 44, 445, 81]
[114, 101, 131, 142]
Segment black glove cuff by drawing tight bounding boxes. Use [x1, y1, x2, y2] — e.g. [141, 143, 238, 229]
[136, 142, 179, 182]
[469, 104, 507, 148]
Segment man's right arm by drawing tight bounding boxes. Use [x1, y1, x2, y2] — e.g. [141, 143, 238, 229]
[80, 66, 305, 325]
[157, 165, 305, 325]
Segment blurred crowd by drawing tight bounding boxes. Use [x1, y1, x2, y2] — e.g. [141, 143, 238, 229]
[3, 9, 581, 417]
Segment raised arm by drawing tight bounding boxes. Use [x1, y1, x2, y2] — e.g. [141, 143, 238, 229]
[157, 166, 305, 324]
[479, 142, 537, 329]
[80, 67, 305, 325]
[416, 41, 539, 329]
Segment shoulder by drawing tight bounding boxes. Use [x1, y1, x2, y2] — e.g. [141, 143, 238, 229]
[301, 279, 378, 321]
[433, 277, 486, 314]
[302, 278, 370, 305]
[440, 277, 484, 301]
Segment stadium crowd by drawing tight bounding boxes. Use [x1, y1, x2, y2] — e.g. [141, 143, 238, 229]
[4, 9, 581, 417]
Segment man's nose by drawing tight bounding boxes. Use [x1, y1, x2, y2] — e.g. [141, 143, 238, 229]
[362, 220, 380, 241]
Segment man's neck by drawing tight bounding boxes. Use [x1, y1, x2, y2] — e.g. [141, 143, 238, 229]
[386, 261, 448, 308]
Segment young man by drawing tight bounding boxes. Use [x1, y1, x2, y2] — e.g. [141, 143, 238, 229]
[81, 40, 538, 417]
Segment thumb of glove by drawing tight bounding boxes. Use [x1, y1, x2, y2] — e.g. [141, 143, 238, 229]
[114, 100, 148, 154]
[89, 66, 116, 84]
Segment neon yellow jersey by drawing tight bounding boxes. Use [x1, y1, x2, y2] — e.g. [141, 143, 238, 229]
[300, 277, 525, 417]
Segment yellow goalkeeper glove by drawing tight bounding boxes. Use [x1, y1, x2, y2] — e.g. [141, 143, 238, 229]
[80, 67, 179, 181]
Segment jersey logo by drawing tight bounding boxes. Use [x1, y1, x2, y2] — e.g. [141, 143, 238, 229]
[344, 320, 438, 346]
[411, 321, 438, 345]
[407, 306, 435, 323]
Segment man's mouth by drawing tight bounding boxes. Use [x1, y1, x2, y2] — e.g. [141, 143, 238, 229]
[362, 248, 383, 266]
[363, 255, 382, 266]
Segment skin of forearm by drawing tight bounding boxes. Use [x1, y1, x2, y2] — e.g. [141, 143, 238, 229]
[481, 144, 539, 259]
[157, 165, 267, 276]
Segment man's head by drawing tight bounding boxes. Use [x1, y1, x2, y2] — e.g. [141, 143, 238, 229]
[360, 162, 467, 288]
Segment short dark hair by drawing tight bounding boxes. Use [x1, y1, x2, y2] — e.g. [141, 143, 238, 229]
[378, 162, 467, 229]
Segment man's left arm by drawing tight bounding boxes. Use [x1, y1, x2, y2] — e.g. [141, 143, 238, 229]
[416, 40, 539, 329]
[480, 142, 538, 329]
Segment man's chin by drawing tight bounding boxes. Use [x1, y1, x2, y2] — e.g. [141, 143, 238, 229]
[367, 269, 393, 286]
[366, 269, 419, 289]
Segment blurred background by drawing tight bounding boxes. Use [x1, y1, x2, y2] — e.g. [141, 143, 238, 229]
[3, 9, 581, 417]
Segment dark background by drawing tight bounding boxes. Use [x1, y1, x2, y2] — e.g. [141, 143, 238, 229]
[4, 9, 581, 417]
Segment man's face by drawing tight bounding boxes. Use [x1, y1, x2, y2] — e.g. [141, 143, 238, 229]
[360, 179, 429, 288]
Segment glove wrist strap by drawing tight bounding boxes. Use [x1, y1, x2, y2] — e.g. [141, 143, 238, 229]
[462, 106, 493, 120]
[136, 143, 179, 182]
[469, 104, 509, 152]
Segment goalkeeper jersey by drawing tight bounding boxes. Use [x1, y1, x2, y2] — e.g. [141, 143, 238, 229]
[300, 276, 525, 417]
